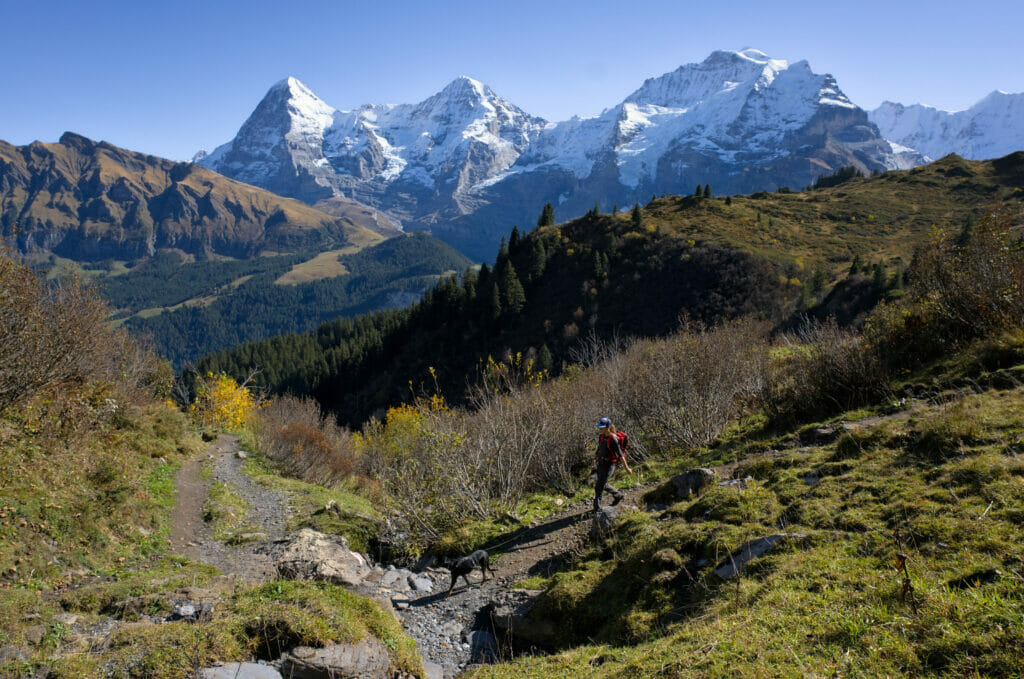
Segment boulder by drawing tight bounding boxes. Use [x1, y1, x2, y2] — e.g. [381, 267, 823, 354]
[713, 533, 808, 579]
[409, 575, 433, 592]
[280, 639, 392, 679]
[265, 529, 370, 587]
[201, 663, 282, 679]
[671, 468, 716, 499]
[421, 659, 445, 679]
[0, 646, 29, 663]
[591, 506, 620, 538]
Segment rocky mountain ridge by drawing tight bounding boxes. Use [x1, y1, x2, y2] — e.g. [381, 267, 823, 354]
[870, 89, 1024, 162]
[199, 49, 930, 258]
[0, 132, 385, 260]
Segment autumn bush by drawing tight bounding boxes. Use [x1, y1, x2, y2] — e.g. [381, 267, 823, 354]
[0, 251, 169, 438]
[256, 395, 356, 487]
[189, 372, 259, 431]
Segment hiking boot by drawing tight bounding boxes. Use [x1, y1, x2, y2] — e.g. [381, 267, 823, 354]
[611, 493, 624, 506]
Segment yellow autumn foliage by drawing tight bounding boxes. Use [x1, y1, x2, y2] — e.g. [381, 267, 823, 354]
[189, 372, 258, 431]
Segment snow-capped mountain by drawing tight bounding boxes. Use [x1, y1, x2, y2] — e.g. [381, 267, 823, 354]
[201, 50, 926, 259]
[200, 76, 547, 225]
[869, 90, 1024, 162]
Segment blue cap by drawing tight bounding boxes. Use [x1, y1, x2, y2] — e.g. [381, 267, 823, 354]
[596, 417, 612, 428]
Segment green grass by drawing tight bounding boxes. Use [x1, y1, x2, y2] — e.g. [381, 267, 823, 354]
[45, 580, 422, 679]
[466, 378, 1024, 678]
[203, 481, 262, 544]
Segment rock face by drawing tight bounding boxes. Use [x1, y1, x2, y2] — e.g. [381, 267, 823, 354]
[265, 528, 370, 586]
[201, 49, 925, 260]
[0, 133, 380, 260]
[490, 589, 557, 647]
[671, 468, 717, 499]
[279, 639, 393, 679]
[201, 663, 282, 679]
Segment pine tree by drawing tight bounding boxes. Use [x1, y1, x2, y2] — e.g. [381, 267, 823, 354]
[593, 201, 600, 216]
[695, 185, 702, 197]
[848, 254, 862, 277]
[631, 202, 643, 229]
[592, 251, 606, 280]
[612, 203, 618, 215]
[489, 282, 502, 320]
[872, 262, 887, 291]
[811, 265, 828, 294]
[703, 184, 712, 199]
[537, 203, 556, 228]
[537, 344, 554, 374]
[725, 195, 732, 205]
[509, 225, 521, 252]
[529, 240, 546, 280]
[500, 263, 526, 314]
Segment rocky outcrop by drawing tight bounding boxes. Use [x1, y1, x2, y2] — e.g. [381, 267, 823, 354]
[713, 533, 808, 579]
[591, 506, 620, 538]
[264, 528, 370, 586]
[279, 639, 393, 679]
[490, 589, 557, 647]
[201, 663, 282, 679]
[672, 468, 717, 499]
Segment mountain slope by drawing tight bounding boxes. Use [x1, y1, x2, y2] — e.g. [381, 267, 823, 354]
[197, 151, 1024, 425]
[870, 90, 1024, 162]
[0, 132, 384, 260]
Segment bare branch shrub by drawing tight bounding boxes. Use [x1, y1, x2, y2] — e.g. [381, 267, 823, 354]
[616, 319, 769, 452]
[0, 255, 111, 412]
[766, 320, 890, 423]
[256, 395, 357, 488]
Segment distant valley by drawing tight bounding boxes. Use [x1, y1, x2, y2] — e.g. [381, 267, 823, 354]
[0, 133, 470, 365]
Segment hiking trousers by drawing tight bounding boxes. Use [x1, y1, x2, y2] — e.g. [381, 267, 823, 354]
[594, 458, 623, 510]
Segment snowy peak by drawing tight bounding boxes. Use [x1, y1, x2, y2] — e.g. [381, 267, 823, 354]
[870, 90, 1024, 161]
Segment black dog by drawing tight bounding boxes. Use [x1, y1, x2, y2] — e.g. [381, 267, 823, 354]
[441, 549, 492, 597]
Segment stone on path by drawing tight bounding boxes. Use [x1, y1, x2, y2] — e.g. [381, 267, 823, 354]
[713, 533, 808, 579]
[265, 528, 369, 587]
[421, 659, 445, 679]
[718, 476, 753, 489]
[591, 506, 620, 538]
[280, 639, 392, 679]
[409, 575, 434, 592]
[201, 663, 281, 679]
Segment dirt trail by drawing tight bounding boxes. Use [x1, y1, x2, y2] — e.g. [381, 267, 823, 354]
[170, 434, 288, 581]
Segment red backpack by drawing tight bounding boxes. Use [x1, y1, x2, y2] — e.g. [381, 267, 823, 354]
[601, 431, 629, 463]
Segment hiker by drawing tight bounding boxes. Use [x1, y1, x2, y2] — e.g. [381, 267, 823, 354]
[593, 417, 633, 510]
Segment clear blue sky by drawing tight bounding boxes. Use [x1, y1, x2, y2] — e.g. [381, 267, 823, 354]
[3, 0, 1021, 160]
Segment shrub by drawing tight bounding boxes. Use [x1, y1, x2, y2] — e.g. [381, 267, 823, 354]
[617, 319, 768, 452]
[189, 372, 258, 431]
[0, 253, 112, 412]
[766, 321, 890, 424]
[256, 395, 356, 487]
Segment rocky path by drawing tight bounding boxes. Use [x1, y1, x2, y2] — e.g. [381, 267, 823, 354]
[171, 435, 660, 677]
[170, 434, 289, 581]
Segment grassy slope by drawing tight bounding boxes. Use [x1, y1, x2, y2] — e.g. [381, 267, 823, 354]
[0, 401, 420, 678]
[640, 152, 1024, 276]
[467, 346, 1024, 678]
